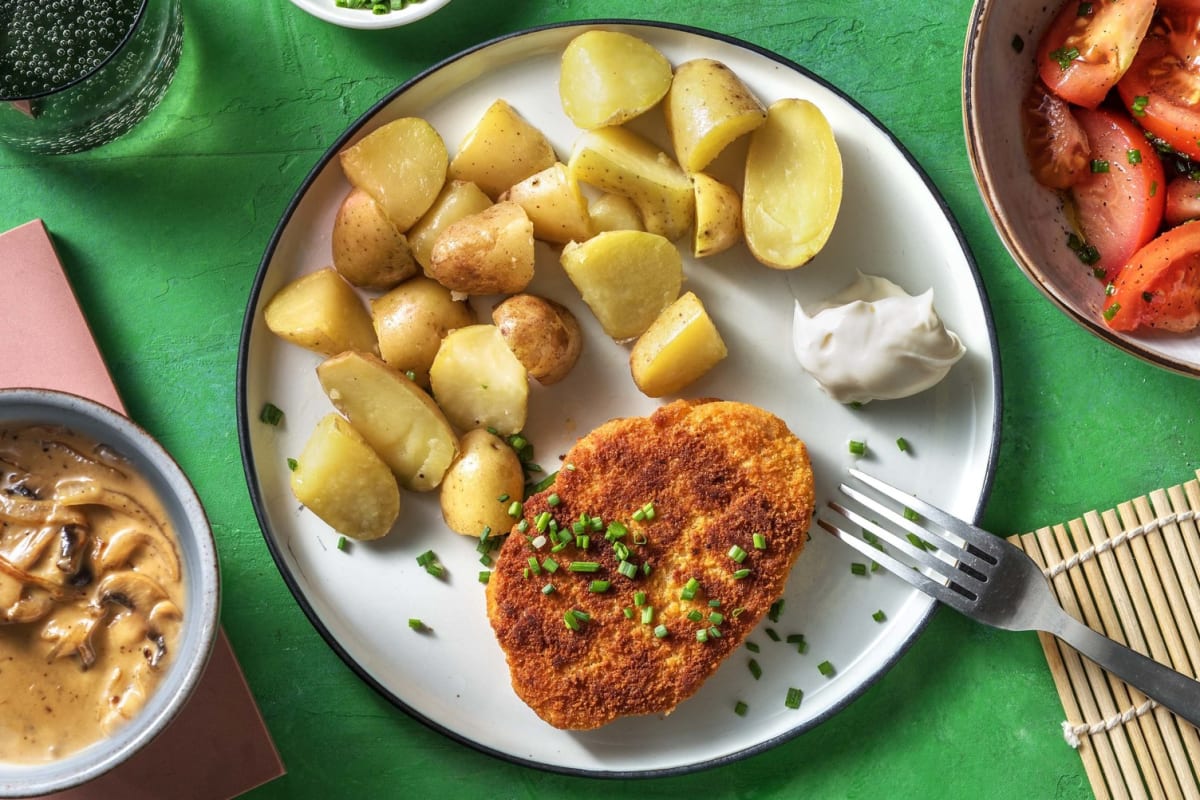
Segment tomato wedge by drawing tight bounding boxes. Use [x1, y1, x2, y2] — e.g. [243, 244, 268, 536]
[1166, 175, 1200, 225]
[1105, 221, 1200, 332]
[1037, 0, 1156, 109]
[1071, 107, 1166, 281]
[1116, 12, 1200, 161]
[1022, 81, 1091, 189]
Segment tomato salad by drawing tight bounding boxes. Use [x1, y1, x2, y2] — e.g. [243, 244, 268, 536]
[1024, 0, 1200, 332]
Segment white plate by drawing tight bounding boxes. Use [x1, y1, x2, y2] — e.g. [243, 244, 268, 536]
[238, 21, 1001, 776]
[288, 0, 450, 30]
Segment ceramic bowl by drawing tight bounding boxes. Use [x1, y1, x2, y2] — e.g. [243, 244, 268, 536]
[288, 0, 451, 30]
[964, 0, 1200, 376]
[0, 388, 220, 797]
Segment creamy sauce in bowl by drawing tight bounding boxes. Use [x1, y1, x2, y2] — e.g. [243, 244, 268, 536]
[0, 423, 184, 764]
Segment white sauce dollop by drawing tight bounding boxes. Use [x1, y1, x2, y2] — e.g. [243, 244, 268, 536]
[792, 272, 966, 404]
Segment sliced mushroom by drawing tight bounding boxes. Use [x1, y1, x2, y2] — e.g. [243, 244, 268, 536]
[95, 570, 170, 613]
[98, 526, 179, 581]
[41, 606, 106, 668]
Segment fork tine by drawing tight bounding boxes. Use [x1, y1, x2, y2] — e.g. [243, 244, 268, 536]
[816, 512, 979, 616]
[847, 467, 1005, 560]
[836, 482, 995, 577]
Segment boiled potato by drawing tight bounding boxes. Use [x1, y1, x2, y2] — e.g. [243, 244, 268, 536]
[664, 58, 767, 173]
[290, 413, 400, 541]
[339, 117, 448, 232]
[407, 180, 493, 271]
[316, 351, 458, 492]
[429, 324, 528, 435]
[559, 30, 673, 130]
[264, 266, 378, 357]
[427, 201, 535, 295]
[439, 428, 525, 537]
[492, 294, 583, 385]
[630, 291, 727, 397]
[568, 126, 694, 241]
[371, 276, 475, 387]
[448, 99, 557, 199]
[560, 230, 682, 340]
[588, 193, 644, 233]
[692, 172, 742, 258]
[331, 187, 418, 290]
[500, 162, 592, 244]
[743, 98, 843, 269]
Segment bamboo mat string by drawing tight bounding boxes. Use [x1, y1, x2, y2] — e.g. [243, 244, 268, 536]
[1008, 470, 1200, 800]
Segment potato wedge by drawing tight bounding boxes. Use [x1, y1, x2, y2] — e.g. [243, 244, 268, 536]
[339, 117, 448, 232]
[664, 58, 767, 173]
[448, 99, 557, 200]
[290, 413, 400, 541]
[427, 201, 535, 295]
[407, 180, 493, 271]
[492, 294, 583, 385]
[429, 324, 528, 435]
[630, 291, 727, 397]
[316, 351, 458, 492]
[568, 126, 694, 241]
[331, 187, 418, 290]
[743, 98, 843, 269]
[264, 266, 378, 357]
[588, 193, 644, 233]
[372, 276, 475, 387]
[560, 230, 682, 340]
[559, 30, 673, 129]
[692, 172, 742, 258]
[500, 162, 592, 244]
[439, 429, 525, 537]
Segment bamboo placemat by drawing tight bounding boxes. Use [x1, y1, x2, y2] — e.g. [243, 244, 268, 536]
[1008, 469, 1200, 800]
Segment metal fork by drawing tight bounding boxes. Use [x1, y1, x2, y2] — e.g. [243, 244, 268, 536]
[818, 467, 1200, 729]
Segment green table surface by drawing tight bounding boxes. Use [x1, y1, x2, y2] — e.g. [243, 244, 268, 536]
[4, 1, 1199, 797]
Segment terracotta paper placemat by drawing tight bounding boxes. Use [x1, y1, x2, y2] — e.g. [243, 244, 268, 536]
[0, 219, 284, 798]
[1009, 472, 1200, 800]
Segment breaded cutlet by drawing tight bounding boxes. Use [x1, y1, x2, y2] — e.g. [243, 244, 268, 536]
[485, 398, 815, 730]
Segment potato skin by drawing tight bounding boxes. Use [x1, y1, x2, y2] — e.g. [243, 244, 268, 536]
[492, 294, 583, 385]
[371, 276, 475, 387]
[665, 58, 766, 173]
[692, 172, 742, 258]
[439, 429, 525, 537]
[428, 201, 536, 295]
[331, 187, 419, 290]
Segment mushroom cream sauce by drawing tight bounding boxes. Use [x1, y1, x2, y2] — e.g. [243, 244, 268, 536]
[0, 423, 184, 763]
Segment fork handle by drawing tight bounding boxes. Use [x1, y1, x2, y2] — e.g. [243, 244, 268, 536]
[1051, 612, 1200, 730]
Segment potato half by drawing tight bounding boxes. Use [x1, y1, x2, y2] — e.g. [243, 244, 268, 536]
[331, 187, 418, 290]
[664, 58, 767, 173]
[559, 30, 673, 130]
[448, 99, 557, 199]
[439, 429, 525, 537]
[500, 162, 593, 244]
[630, 291, 727, 397]
[264, 266, 378, 357]
[429, 324, 529, 435]
[427, 201, 536, 295]
[339, 117, 448, 232]
[692, 172, 742, 258]
[371, 276, 475, 387]
[743, 98, 843, 269]
[492, 294, 583, 385]
[290, 413, 400, 541]
[316, 351, 459, 492]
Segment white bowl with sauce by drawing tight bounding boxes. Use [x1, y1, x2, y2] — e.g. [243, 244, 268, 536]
[963, 0, 1200, 376]
[287, 0, 451, 30]
[0, 388, 220, 797]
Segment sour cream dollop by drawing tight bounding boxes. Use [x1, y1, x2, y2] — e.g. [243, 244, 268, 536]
[792, 272, 966, 404]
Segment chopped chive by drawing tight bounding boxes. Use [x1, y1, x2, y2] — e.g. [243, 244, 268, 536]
[681, 577, 700, 600]
[709, 611, 725, 625]
[708, 626, 722, 639]
[873, 609, 887, 622]
[259, 402, 284, 425]
[623, 607, 634, 619]
[654, 623, 669, 638]
[1049, 45, 1079, 70]
[527, 556, 541, 576]
[478, 570, 491, 584]
[734, 700, 749, 717]
[687, 609, 704, 622]
[547, 493, 561, 507]
[708, 598, 721, 607]
[542, 583, 555, 595]
[732, 568, 751, 579]
[634, 591, 647, 607]
[1127, 148, 1143, 165]
[753, 533, 767, 550]
[408, 618, 427, 632]
[633, 531, 648, 545]
[568, 561, 600, 573]
[848, 439, 867, 456]
[564, 610, 581, 631]
[765, 627, 781, 642]
[818, 660, 836, 677]
[617, 560, 638, 579]
[529, 471, 557, 493]
[746, 641, 760, 653]
[286, 457, 298, 471]
[612, 541, 630, 561]
[1103, 302, 1121, 321]
[785, 687, 803, 709]
[641, 606, 654, 624]
[748, 659, 763, 680]
[903, 507, 921, 522]
[336, 535, 349, 552]
[573, 609, 591, 622]
[508, 501, 523, 518]
[542, 557, 559, 574]
[850, 562, 868, 576]
[696, 629, 709, 642]
[728, 544, 748, 563]
[896, 436, 910, 452]
[535, 511, 552, 532]
[768, 599, 785, 622]
[606, 520, 628, 540]
[589, 580, 611, 593]
[575, 534, 590, 550]
[1090, 159, 1110, 174]
[1131, 94, 1149, 116]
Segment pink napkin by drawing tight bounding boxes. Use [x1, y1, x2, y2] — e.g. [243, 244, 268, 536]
[0, 219, 285, 798]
